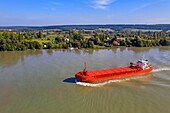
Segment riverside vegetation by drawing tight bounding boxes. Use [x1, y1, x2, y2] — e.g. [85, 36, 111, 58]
[0, 29, 170, 51]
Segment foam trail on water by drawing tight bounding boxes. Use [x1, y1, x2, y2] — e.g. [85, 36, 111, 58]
[76, 80, 122, 87]
[152, 67, 170, 72]
[76, 76, 144, 87]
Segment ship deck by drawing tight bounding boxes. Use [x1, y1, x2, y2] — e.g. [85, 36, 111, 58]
[87, 67, 137, 77]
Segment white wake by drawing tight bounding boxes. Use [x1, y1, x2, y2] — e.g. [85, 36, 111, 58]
[76, 76, 144, 87]
[152, 67, 170, 72]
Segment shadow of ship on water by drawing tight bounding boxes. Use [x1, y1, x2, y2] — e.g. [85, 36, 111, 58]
[63, 77, 76, 83]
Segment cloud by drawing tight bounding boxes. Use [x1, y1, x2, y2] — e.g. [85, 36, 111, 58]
[51, 2, 61, 5]
[91, 0, 117, 9]
[43, 2, 62, 11]
[43, 7, 56, 11]
[132, 0, 168, 12]
[132, 3, 150, 12]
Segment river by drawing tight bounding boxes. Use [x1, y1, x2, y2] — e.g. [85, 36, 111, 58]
[0, 47, 170, 113]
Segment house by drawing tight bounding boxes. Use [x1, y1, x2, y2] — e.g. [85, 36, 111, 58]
[112, 41, 120, 46]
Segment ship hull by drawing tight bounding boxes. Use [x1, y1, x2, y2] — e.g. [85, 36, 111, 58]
[75, 66, 153, 83]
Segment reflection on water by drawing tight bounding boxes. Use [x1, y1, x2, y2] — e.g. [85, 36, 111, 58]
[127, 47, 152, 54]
[0, 47, 170, 113]
[0, 50, 43, 68]
[46, 49, 53, 56]
[0, 52, 21, 67]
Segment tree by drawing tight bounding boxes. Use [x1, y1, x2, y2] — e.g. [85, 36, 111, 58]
[72, 41, 81, 49]
[55, 37, 62, 43]
[88, 41, 94, 48]
[38, 31, 43, 38]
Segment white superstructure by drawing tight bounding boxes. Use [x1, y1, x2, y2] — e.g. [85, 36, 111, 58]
[137, 59, 151, 70]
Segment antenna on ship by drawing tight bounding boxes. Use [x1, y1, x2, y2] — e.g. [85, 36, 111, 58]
[84, 62, 86, 70]
[142, 54, 146, 60]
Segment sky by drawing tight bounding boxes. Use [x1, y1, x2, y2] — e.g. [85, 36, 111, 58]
[0, 0, 170, 26]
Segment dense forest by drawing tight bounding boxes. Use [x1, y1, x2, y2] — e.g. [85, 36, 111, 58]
[0, 29, 170, 51]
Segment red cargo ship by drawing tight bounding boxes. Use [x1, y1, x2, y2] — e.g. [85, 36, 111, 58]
[75, 59, 153, 83]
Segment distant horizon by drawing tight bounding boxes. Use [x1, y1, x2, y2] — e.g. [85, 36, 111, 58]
[1, 0, 170, 26]
[1, 23, 170, 27]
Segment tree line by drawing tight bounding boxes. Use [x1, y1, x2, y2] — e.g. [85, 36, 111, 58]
[0, 30, 170, 51]
[0, 32, 42, 51]
[52, 30, 170, 49]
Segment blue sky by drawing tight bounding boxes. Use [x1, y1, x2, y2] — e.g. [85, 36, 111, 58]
[0, 0, 170, 26]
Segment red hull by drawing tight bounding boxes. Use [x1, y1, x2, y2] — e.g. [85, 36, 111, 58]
[75, 66, 153, 83]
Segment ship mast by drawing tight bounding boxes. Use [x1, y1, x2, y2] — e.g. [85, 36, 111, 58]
[83, 62, 87, 75]
[84, 62, 86, 70]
